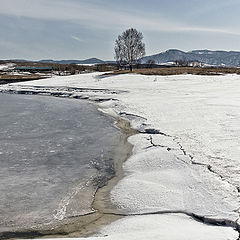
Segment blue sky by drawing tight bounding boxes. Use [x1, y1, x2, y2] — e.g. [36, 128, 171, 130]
[1, 0, 240, 60]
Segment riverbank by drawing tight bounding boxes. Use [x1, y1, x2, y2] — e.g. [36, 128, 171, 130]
[1, 72, 240, 239]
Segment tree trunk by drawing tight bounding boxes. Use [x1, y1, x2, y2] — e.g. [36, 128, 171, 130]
[130, 65, 133, 72]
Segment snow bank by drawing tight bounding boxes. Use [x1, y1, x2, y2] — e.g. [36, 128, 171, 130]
[41, 214, 238, 240]
[110, 134, 238, 222]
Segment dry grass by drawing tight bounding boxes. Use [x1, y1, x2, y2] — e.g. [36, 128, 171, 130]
[0, 74, 49, 85]
[102, 67, 240, 76]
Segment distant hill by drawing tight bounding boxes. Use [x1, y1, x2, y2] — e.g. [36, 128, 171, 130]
[142, 49, 240, 66]
[9, 59, 30, 62]
[8, 49, 240, 67]
[39, 57, 105, 65]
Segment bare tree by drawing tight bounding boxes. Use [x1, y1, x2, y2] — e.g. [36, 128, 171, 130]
[114, 28, 145, 71]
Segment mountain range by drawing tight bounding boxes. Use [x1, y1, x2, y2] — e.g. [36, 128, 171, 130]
[9, 58, 109, 65]
[39, 58, 106, 64]
[8, 49, 240, 66]
[142, 49, 240, 66]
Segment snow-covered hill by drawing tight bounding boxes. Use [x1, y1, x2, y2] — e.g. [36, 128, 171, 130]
[142, 49, 240, 66]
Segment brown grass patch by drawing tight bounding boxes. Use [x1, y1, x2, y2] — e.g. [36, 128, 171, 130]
[102, 67, 240, 77]
[0, 74, 49, 85]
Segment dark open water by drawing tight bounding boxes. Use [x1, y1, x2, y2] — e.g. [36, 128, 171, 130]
[0, 94, 121, 232]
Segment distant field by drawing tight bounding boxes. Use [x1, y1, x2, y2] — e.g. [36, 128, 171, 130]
[2, 65, 240, 86]
[104, 67, 240, 76]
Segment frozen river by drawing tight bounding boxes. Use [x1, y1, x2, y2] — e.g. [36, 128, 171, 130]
[0, 93, 121, 233]
[1, 73, 240, 239]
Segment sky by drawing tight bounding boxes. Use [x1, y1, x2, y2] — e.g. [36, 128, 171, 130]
[1, 0, 240, 60]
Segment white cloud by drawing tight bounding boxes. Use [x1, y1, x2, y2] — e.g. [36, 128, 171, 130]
[71, 35, 84, 42]
[178, 26, 240, 36]
[0, 0, 239, 36]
